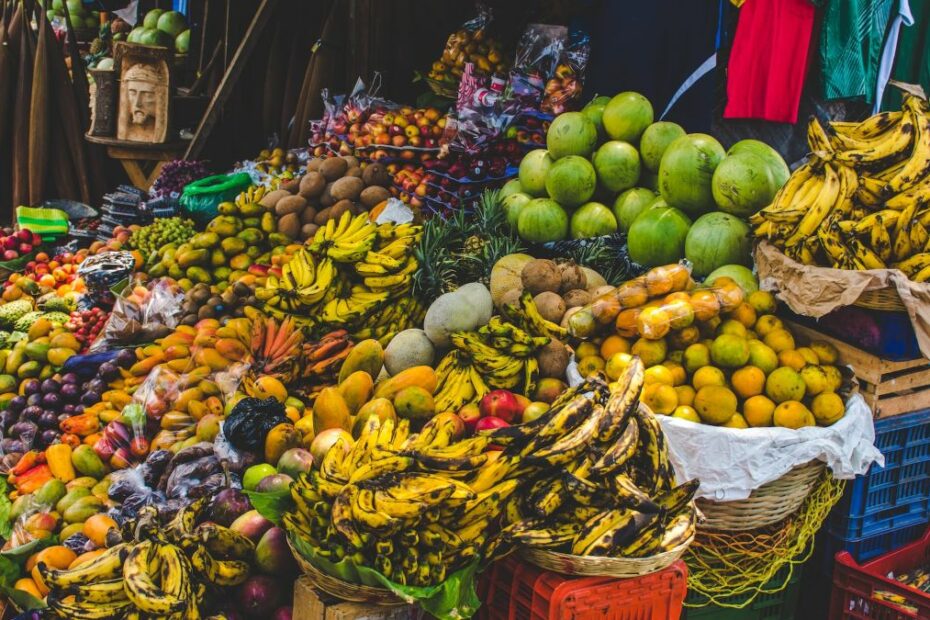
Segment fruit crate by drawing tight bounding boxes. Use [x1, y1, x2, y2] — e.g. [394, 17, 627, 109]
[829, 526, 930, 619]
[826, 407, 930, 541]
[783, 319, 930, 419]
[478, 555, 687, 620]
[783, 308, 920, 361]
[683, 561, 802, 620]
[816, 524, 929, 581]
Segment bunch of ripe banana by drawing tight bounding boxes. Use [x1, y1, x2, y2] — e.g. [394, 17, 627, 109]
[752, 94, 930, 278]
[284, 413, 519, 587]
[39, 500, 253, 619]
[235, 184, 268, 214]
[431, 292, 564, 412]
[258, 212, 423, 339]
[480, 359, 698, 558]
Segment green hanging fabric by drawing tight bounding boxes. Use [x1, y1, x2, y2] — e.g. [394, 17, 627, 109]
[820, 0, 897, 103]
[882, 1, 929, 110]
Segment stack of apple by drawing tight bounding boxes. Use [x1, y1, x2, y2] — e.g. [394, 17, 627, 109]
[507, 115, 551, 148]
[0, 228, 41, 263]
[13, 250, 88, 293]
[458, 387, 563, 436]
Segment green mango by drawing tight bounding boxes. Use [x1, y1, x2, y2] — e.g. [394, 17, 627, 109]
[146, 263, 168, 278]
[177, 249, 209, 268]
[260, 212, 276, 234]
[10, 495, 37, 522]
[191, 232, 220, 249]
[268, 232, 291, 246]
[217, 202, 238, 215]
[214, 267, 232, 281]
[71, 445, 108, 478]
[0, 374, 17, 393]
[221, 237, 248, 256]
[186, 266, 212, 284]
[17, 360, 41, 378]
[55, 487, 91, 515]
[242, 217, 261, 229]
[5, 349, 23, 375]
[66, 476, 98, 490]
[239, 202, 264, 217]
[34, 478, 67, 507]
[211, 248, 226, 267]
[236, 227, 265, 245]
[24, 342, 50, 363]
[63, 495, 105, 523]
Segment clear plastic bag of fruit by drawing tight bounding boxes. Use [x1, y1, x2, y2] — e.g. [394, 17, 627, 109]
[429, 3, 506, 85]
[89, 278, 183, 352]
[510, 23, 568, 107]
[540, 30, 590, 114]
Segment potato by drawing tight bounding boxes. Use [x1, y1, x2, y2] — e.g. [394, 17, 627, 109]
[341, 155, 360, 169]
[330, 199, 353, 221]
[319, 183, 335, 207]
[360, 185, 391, 208]
[559, 262, 587, 293]
[562, 289, 592, 308]
[346, 166, 363, 178]
[522, 259, 561, 295]
[298, 171, 325, 199]
[300, 206, 318, 225]
[306, 158, 323, 172]
[330, 176, 365, 201]
[537, 338, 570, 379]
[314, 207, 332, 225]
[274, 195, 307, 216]
[534, 291, 566, 323]
[280, 178, 301, 194]
[277, 213, 300, 238]
[319, 157, 348, 181]
[361, 162, 391, 187]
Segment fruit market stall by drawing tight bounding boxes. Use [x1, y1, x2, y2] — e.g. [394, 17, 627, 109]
[4, 1, 930, 619]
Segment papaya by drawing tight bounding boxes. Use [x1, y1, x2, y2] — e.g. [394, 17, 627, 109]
[215, 338, 249, 361]
[102, 390, 133, 408]
[129, 356, 162, 376]
[0, 374, 17, 393]
[373, 366, 438, 400]
[338, 339, 384, 383]
[352, 398, 397, 438]
[71, 445, 108, 479]
[17, 361, 41, 379]
[264, 423, 301, 465]
[163, 345, 190, 361]
[49, 333, 81, 350]
[166, 358, 192, 373]
[206, 215, 243, 237]
[338, 371, 374, 415]
[253, 376, 288, 403]
[175, 387, 204, 413]
[221, 237, 247, 256]
[229, 254, 253, 271]
[194, 348, 229, 371]
[186, 266, 212, 284]
[191, 232, 220, 249]
[66, 477, 98, 490]
[142, 345, 164, 358]
[236, 227, 265, 244]
[24, 342, 49, 363]
[312, 387, 351, 433]
[211, 248, 227, 267]
[27, 318, 52, 340]
[47, 348, 75, 367]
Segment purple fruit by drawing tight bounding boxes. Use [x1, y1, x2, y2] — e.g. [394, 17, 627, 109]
[40, 430, 59, 445]
[254, 474, 293, 495]
[7, 395, 25, 413]
[0, 411, 14, 429]
[115, 349, 136, 367]
[10, 421, 37, 438]
[254, 527, 296, 576]
[60, 383, 79, 401]
[237, 575, 281, 618]
[62, 404, 75, 415]
[22, 379, 40, 395]
[60, 372, 79, 385]
[0, 438, 17, 453]
[58, 413, 71, 424]
[38, 412, 58, 428]
[21, 405, 42, 421]
[80, 392, 99, 406]
[86, 379, 106, 394]
[98, 363, 119, 381]
[74, 404, 84, 414]
[41, 379, 60, 394]
[275, 448, 313, 480]
[26, 394, 42, 407]
[230, 510, 273, 544]
[211, 488, 251, 526]
[42, 393, 61, 408]
[6, 440, 23, 454]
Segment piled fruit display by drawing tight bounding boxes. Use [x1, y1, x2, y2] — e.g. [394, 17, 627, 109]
[424, 14, 508, 93]
[751, 95, 930, 279]
[127, 217, 197, 267]
[125, 8, 190, 52]
[11, 249, 89, 298]
[346, 106, 446, 153]
[0, 228, 42, 262]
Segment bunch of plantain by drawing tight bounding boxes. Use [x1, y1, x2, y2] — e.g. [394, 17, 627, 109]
[257, 213, 423, 342]
[432, 291, 564, 413]
[752, 94, 930, 280]
[283, 356, 697, 590]
[39, 499, 253, 619]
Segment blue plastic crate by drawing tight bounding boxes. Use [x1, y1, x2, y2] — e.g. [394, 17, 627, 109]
[816, 523, 928, 579]
[827, 408, 930, 540]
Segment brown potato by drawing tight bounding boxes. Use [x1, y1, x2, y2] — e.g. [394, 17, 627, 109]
[274, 195, 307, 216]
[298, 171, 326, 199]
[319, 157, 349, 181]
[330, 176, 365, 201]
[360, 185, 391, 208]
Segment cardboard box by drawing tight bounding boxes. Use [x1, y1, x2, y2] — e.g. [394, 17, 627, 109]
[293, 575, 421, 620]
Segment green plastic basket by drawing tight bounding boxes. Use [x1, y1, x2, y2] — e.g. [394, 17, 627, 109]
[684, 563, 802, 620]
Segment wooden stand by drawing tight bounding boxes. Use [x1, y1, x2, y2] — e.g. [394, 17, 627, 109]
[292, 576, 420, 620]
[84, 135, 189, 191]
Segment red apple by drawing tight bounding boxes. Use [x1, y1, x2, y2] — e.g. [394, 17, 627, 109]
[475, 416, 509, 433]
[18, 243, 32, 255]
[3, 237, 16, 250]
[458, 403, 482, 433]
[2, 250, 17, 261]
[16, 229, 32, 242]
[479, 390, 522, 423]
[31, 233, 41, 246]
[431, 412, 465, 441]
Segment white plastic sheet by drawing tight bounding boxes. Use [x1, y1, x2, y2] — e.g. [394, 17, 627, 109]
[656, 393, 883, 501]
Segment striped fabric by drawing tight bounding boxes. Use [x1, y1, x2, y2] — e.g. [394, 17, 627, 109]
[15, 206, 69, 241]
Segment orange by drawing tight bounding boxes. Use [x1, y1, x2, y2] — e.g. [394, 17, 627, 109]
[698, 316, 722, 338]
[748, 290, 776, 314]
[718, 319, 748, 339]
[30, 546, 76, 596]
[683, 343, 711, 373]
[669, 325, 700, 350]
[765, 367, 806, 403]
[664, 298, 695, 330]
[664, 291, 692, 304]
[811, 392, 845, 426]
[672, 405, 701, 422]
[796, 347, 820, 366]
[600, 335, 631, 359]
[715, 282, 745, 312]
[692, 366, 727, 390]
[754, 315, 783, 337]
[764, 328, 796, 353]
[577, 355, 606, 377]
[641, 383, 679, 415]
[730, 302, 758, 328]
[773, 401, 816, 429]
[675, 385, 696, 407]
[663, 361, 688, 386]
[575, 341, 600, 359]
[710, 334, 750, 368]
[615, 308, 641, 338]
[823, 365, 843, 392]
[744, 395, 777, 427]
[605, 352, 634, 380]
[690, 289, 721, 321]
[646, 264, 688, 296]
[800, 365, 829, 395]
[636, 306, 671, 340]
[731, 366, 766, 399]
[83, 514, 119, 547]
[723, 413, 749, 429]
[631, 337, 667, 367]
[811, 340, 839, 364]
[614, 281, 649, 308]
[778, 349, 807, 371]
[748, 340, 779, 374]
[643, 365, 676, 386]
[693, 385, 738, 425]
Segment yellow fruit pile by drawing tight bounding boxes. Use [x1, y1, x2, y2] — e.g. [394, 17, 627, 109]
[576, 288, 846, 429]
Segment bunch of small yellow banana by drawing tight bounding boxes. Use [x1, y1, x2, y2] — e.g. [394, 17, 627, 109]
[284, 358, 697, 591]
[432, 291, 565, 412]
[40, 500, 253, 619]
[258, 212, 423, 339]
[752, 95, 930, 279]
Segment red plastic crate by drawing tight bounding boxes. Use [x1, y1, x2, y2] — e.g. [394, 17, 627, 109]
[830, 526, 930, 619]
[478, 555, 687, 620]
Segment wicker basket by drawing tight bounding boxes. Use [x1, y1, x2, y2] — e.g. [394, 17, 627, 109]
[519, 534, 693, 578]
[696, 460, 825, 531]
[287, 539, 405, 606]
[853, 286, 906, 311]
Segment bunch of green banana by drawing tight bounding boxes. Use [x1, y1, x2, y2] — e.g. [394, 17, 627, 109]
[752, 94, 930, 279]
[41, 500, 253, 619]
[432, 292, 557, 412]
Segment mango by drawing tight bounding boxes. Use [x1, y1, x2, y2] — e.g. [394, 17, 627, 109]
[129, 356, 162, 376]
[312, 387, 351, 433]
[261, 212, 276, 233]
[215, 266, 232, 281]
[55, 487, 90, 515]
[191, 232, 220, 249]
[0, 374, 17, 393]
[63, 496, 104, 524]
[47, 348, 75, 367]
[17, 360, 41, 378]
[264, 423, 301, 466]
[338, 339, 384, 383]
[50, 333, 81, 351]
[59, 522, 85, 541]
[215, 338, 249, 361]
[166, 358, 191, 373]
[34, 479, 67, 507]
[194, 348, 229, 371]
[352, 398, 396, 438]
[66, 477, 98, 490]
[373, 365, 438, 400]
[27, 318, 52, 340]
[229, 254, 253, 271]
[239, 201, 264, 217]
[242, 217, 261, 228]
[10, 495, 37, 521]
[187, 266, 212, 284]
[163, 345, 190, 361]
[211, 248, 227, 267]
[39, 364, 54, 380]
[268, 232, 291, 246]
[199, 380, 221, 396]
[220, 237, 247, 256]
[218, 201, 238, 215]
[236, 227, 265, 244]
[338, 371, 374, 415]
[142, 344, 164, 358]
[206, 215, 243, 237]
[71, 445, 108, 479]
[175, 388, 204, 413]
[4, 349, 22, 375]
[24, 342, 49, 363]
[91, 478, 111, 502]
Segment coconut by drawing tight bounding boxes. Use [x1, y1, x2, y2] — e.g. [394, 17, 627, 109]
[521, 259, 561, 295]
[537, 338, 571, 379]
[558, 262, 587, 293]
[490, 253, 534, 309]
[384, 329, 435, 375]
[499, 288, 523, 310]
[563, 289, 592, 308]
[534, 292, 566, 323]
[456, 282, 493, 326]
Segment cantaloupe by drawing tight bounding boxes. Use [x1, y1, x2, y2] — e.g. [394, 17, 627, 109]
[384, 329, 435, 375]
[490, 253, 534, 309]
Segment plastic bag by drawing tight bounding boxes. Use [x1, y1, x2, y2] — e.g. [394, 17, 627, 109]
[540, 30, 590, 114]
[431, 4, 505, 80]
[76, 251, 136, 304]
[509, 23, 567, 108]
[89, 278, 183, 352]
[223, 397, 290, 454]
[179, 173, 253, 225]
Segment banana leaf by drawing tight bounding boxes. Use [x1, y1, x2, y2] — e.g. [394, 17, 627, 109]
[243, 488, 293, 525]
[289, 533, 481, 620]
[0, 476, 10, 540]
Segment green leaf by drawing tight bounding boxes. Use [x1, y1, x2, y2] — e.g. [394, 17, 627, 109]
[1, 536, 56, 563]
[0, 582, 46, 610]
[243, 489, 294, 526]
[0, 476, 12, 540]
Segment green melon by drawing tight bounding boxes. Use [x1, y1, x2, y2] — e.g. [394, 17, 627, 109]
[712, 152, 779, 218]
[627, 205, 692, 267]
[658, 133, 726, 216]
[639, 121, 686, 173]
[684, 212, 753, 276]
[613, 188, 657, 233]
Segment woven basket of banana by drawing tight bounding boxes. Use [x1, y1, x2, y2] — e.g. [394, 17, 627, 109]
[520, 531, 695, 578]
[287, 538, 407, 606]
[695, 460, 826, 531]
